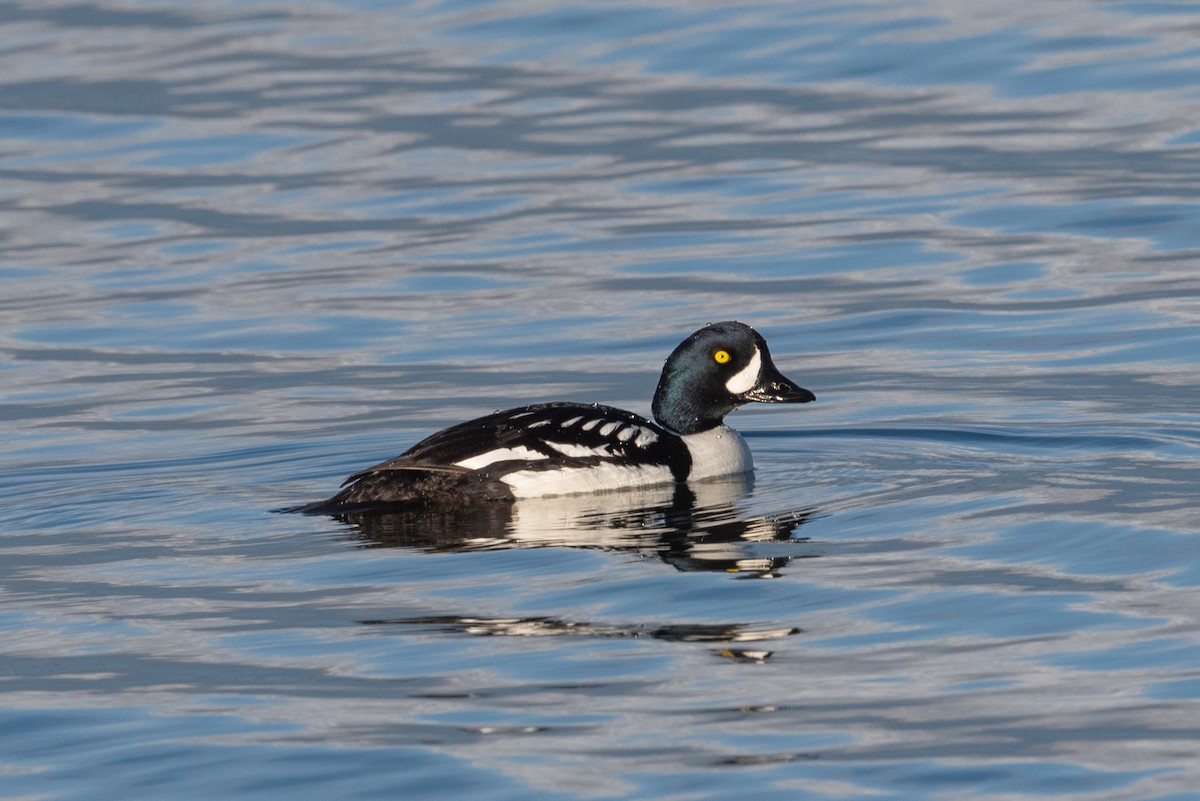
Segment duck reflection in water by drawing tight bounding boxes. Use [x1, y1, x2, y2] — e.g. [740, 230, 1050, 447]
[327, 472, 817, 578]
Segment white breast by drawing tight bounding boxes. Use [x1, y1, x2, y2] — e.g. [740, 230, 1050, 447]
[680, 425, 753, 481]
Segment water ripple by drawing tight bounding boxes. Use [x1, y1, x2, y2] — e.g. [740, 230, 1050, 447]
[3, 1, 1200, 800]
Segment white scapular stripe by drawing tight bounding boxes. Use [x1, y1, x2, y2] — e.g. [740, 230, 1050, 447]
[454, 446, 547, 470]
[544, 441, 610, 458]
[633, 428, 659, 447]
[724, 347, 761, 395]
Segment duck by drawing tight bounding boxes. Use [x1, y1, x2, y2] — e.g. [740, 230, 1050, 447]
[298, 321, 814, 512]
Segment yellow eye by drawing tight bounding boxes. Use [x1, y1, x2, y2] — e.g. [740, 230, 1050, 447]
[713, 349, 731, 364]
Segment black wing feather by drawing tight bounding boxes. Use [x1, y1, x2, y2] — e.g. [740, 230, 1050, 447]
[302, 402, 690, 512]
[353, 402, 680, 474]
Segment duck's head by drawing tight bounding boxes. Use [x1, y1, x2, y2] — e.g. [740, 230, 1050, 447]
[651, 321, 815, 435]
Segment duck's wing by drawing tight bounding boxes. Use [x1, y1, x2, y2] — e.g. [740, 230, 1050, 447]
[345, 402, 688, 483]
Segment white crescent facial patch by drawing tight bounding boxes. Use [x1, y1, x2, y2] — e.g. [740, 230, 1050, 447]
[724, 347, 761, 395]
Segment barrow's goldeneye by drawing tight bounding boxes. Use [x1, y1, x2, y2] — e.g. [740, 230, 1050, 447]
[297, 321, 814, 511]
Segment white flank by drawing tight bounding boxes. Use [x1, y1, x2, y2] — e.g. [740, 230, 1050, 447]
[501, 462, 674, 499]
[681, 424, 753, 480]
[505, 483, 679, 543]
[724, 347, 761, 395]
[598, 421, 620, 436]
[454, 446, 547, 470]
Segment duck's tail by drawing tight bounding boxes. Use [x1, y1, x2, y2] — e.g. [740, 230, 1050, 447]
[281, 465, 513, 514]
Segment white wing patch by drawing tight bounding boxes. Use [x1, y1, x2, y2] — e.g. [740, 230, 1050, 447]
[724, 347, 761, 395]
[454, 446, 548, 470]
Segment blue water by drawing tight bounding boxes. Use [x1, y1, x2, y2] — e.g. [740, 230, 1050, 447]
[3, 1, 1200, 799]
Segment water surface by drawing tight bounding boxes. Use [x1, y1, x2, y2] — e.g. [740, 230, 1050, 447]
[3, 1, 1200, 799]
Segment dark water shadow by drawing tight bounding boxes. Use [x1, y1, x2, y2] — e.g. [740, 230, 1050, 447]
[326, 474, 819, 578]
